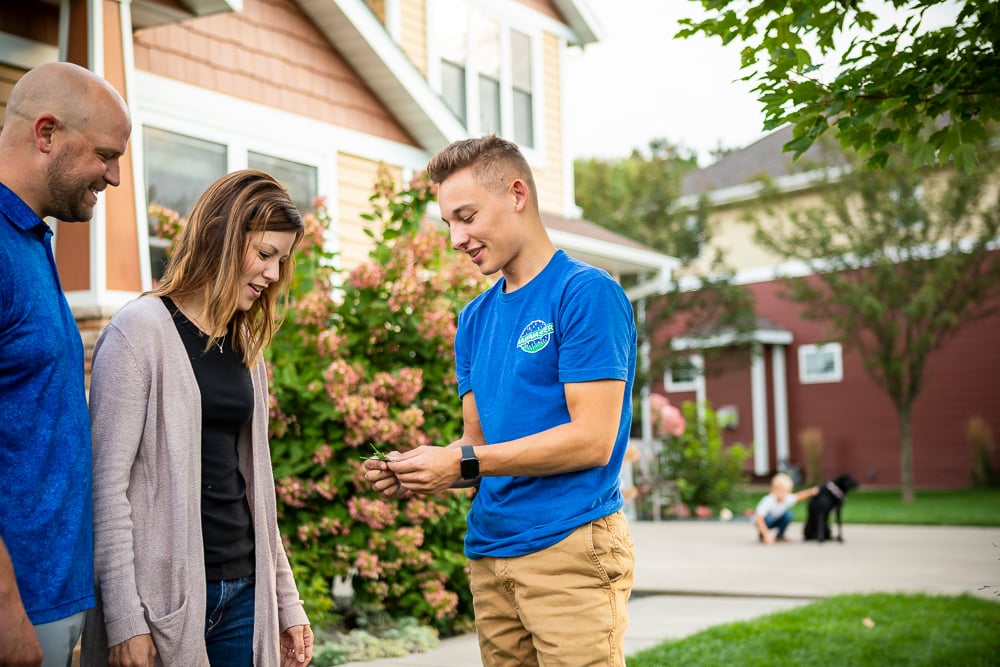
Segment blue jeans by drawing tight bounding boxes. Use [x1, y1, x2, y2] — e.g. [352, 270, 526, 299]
[765, 511, 793, 537]
[205, 575, 255, 667]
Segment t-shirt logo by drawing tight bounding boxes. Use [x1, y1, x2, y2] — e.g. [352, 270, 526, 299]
[517, 319, 554, 354]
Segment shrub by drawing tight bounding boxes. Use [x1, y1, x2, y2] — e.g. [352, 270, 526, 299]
[310, 616, 439, 666]
[967, 415, 997, 488]
[266, 169, 490, 635]
[659, 401, 750, 511]
[799, 426, 824, 487]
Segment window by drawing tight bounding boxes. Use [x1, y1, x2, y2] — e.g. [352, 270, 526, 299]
[144, 128, 318, 283]
[432, 0, 537, 147]
[798, 343, 843, 384]
[510, 29, 534, 147]
[477, 19, 501, 136]
[437, 0, 468, 124]
[665, 355, 702, 393]
[144, 127, 226, 281]
[248, 152, 318, 213]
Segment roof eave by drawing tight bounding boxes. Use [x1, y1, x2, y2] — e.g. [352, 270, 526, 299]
[548, 228, 678, 276]
[131, 0, 243, 29]
[672, 328, 794, 350]
[551, 0, 603, 45]
[296, 0, 465, 152]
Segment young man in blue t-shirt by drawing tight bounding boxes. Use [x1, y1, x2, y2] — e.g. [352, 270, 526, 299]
[365, 135, 637, 666]
[0, 62, 131, 666]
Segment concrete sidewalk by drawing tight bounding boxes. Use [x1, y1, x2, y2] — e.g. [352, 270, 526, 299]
[340, 521, 1000, 666]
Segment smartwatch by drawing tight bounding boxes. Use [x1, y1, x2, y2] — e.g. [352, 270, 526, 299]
[460, 445, 480, 480]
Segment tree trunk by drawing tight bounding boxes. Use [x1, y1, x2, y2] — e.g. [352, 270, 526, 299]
[899, 403, 915, 502]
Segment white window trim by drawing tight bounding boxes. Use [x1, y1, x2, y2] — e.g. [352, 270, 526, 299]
[0, 31, 59, 69]
[135, 72, 428, 285]
[665, 353, 703, 393]
[798, 343, 844, 384]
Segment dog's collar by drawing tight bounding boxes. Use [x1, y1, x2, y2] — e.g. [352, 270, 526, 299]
[826, 480, 845, 500]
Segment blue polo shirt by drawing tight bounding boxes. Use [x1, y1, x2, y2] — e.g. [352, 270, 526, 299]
[0, 182, 94, 623]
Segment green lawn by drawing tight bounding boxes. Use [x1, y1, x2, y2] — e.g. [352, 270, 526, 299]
[627, 593, 1000, 667]
[730, 487, 1000, 527]
[635, 489, 1000, 666]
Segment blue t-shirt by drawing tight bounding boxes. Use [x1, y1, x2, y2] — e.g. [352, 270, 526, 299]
[456, 250, 636, 559]
[0, 183, 95, 623]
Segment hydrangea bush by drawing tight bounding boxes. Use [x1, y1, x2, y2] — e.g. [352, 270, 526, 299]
[266, 170, 490, 634]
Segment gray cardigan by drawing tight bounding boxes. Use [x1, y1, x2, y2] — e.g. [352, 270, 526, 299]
[81, 296, 308, 666]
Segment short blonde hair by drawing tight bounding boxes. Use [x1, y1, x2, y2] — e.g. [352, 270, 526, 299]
[771, 472, 794, 491]
[426, 134, 539, 211]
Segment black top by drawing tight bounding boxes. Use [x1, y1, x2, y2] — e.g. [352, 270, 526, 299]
[164, 297, 255, 581]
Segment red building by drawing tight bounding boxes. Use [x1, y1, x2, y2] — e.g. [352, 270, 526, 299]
[655, 128, 1000, 489]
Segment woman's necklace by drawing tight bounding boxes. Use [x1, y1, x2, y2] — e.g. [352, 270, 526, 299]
[175, 300, 226, 353]
[208, 334, 225, 354]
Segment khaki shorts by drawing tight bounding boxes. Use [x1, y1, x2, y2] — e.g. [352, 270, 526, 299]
[469, 509, 635, 667]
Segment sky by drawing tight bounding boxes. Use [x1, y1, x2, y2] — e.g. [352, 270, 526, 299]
[564, 1, 766, 165]
[563, 0, 963, 166]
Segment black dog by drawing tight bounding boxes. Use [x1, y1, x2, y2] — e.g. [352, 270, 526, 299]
[803, 473, 859, 543]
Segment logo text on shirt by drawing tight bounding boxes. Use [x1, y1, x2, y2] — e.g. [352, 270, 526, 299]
[517, 319, 554, 354]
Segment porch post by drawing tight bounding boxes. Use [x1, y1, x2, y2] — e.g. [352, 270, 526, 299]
[771, 344, 790, 470]
[60, 0, 143, 321]
[751, 342, 769, 475]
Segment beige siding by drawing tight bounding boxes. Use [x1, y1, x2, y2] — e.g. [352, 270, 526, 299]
[336, 154, 402, 270]
[364, 0, 387, 22]
[695, 164, 998, 278]
[687, 203, 791, 277]
[399, 0, 428, 76]
[533, 30, 564, 215]
[132, 0, 417, 146]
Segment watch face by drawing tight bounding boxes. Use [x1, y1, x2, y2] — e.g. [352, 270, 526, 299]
[461, 446, 479, 479]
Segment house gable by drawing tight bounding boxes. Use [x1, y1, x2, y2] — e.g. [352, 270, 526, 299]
[133, 0, 418, 146]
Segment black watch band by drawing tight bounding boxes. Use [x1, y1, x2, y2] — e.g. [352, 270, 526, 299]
[460, 445, 480, 480]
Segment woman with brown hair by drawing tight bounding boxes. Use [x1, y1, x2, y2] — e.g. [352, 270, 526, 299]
[82, 170, 313, 667]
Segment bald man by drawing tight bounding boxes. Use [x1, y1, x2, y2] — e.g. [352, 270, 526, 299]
[0, 61, 131, 667]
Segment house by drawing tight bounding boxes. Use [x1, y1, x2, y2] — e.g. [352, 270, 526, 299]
[0, 0, 676, 355]
[658, 126, 1000, 489]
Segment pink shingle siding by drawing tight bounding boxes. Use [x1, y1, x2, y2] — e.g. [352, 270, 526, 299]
[133, 0, 417, 146]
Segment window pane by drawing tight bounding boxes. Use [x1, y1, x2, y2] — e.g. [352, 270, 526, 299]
[805, 352, 834, 375]
[143, 127, 226, 281]
[510, 30, 533, 148]
[665, 355, 701, 392]
[477, 19, 500, 78]
[144, 127, 226, 218]
[479, 75, 501, 135]
[441, 59, 467, 123]
[248, 152, 318, 213]
[798, 343, 843, 383]
[436, 0, 467, 64]
[511, 30, 532, 90]
[436, 0, 467, 124]
[513, 89, 533, 147]
[672, 362, 698, 384]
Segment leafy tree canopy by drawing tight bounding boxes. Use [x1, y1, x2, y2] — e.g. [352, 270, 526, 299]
[574, 139, 701, 260]
[677, 1, 1000, 170]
